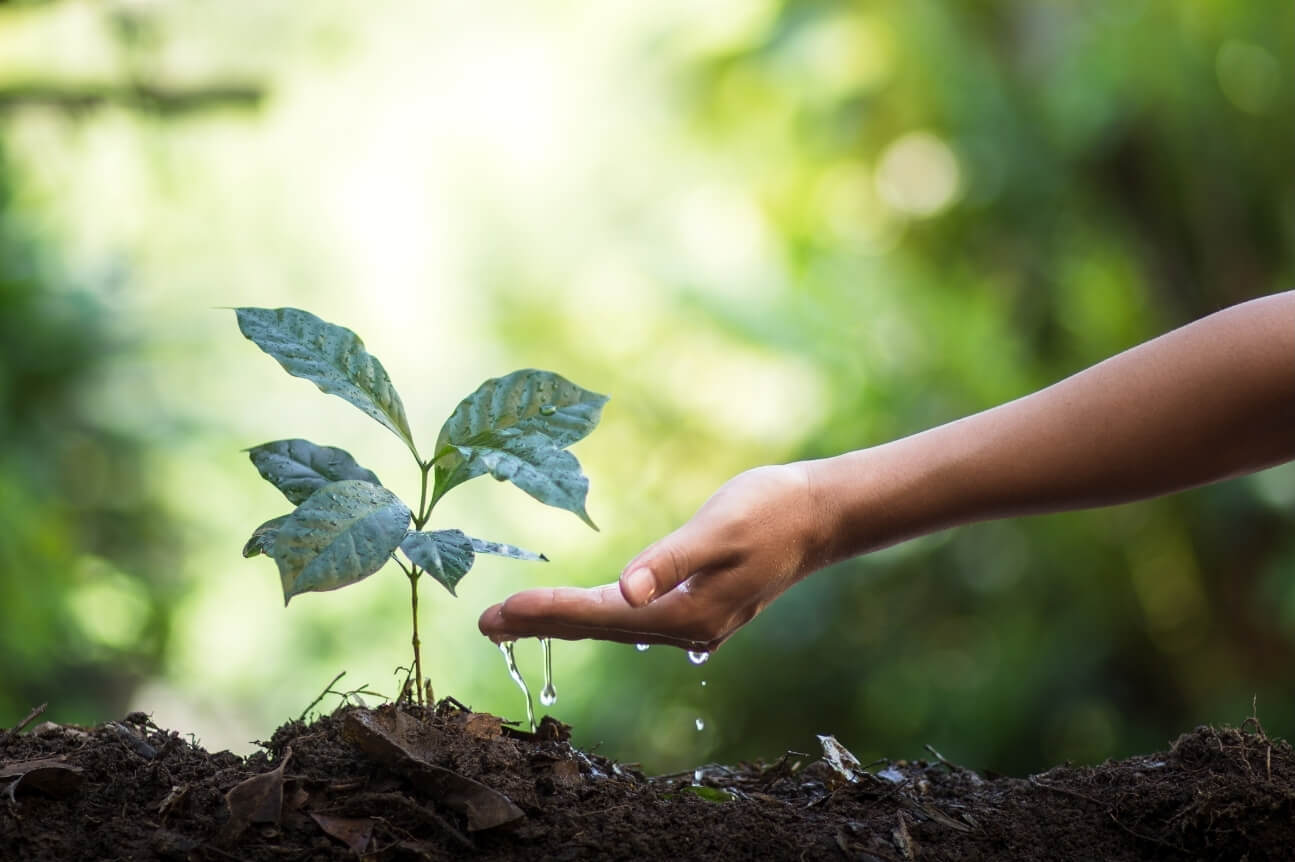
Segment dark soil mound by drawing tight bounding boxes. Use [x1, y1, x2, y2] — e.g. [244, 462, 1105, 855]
[2, 701, 1293, 860]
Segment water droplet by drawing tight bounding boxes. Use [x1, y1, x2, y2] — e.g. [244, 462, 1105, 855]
[688, 650, 710, 665]
[539, 637, 557, 707]
[498, 641, 536, 732]
[539, 404, 557, 416]
[635, 643, 650, 652]
[695, 718, 705, 731]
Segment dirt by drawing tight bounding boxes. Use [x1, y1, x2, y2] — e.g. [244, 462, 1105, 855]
[2, 700, 1293, 862]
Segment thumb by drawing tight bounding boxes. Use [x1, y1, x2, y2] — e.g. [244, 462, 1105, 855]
[619, 521, 731, 608]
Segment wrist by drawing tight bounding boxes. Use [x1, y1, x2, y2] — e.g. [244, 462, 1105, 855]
[800, 431, 966, 566]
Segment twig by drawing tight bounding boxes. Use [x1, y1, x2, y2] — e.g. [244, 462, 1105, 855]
[299, 673, 346, 722]
[342, 793, 473, 851]
[1108, 810, 1186, 853]
[924, 743, 969, 773]
[1027, 776, 1105, 807]
[10, 703, 47, 735]
[0, 83, 264, 115]
[1241, 694, 1268, 740]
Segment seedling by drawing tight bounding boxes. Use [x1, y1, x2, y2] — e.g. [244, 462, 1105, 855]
[234, 307, 606, 703]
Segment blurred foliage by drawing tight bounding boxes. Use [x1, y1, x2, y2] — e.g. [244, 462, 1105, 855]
[0, 0, 1292, 778]
[489, 0, 1295, 774]
[0, 146, 179, 724]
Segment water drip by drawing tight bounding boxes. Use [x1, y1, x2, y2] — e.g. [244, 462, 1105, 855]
[539, 637, 557, 707]
[498, 640, 536, 731]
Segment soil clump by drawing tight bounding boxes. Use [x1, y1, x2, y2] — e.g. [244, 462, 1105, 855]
[2, 701, 1293, 860]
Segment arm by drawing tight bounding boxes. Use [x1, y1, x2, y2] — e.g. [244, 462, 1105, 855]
[479, 291, 1295, 650]
[811, 290, 1295, 565]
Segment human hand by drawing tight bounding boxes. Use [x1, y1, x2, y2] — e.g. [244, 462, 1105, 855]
[477, 463, 827, 652]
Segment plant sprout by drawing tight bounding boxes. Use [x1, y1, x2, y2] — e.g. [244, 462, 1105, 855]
[234, 307, 606, 703]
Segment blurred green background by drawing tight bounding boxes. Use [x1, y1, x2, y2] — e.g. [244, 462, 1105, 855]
[1, 0, 1292, 777]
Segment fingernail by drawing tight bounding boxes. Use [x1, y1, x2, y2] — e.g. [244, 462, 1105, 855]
[625, 567, 656, 606]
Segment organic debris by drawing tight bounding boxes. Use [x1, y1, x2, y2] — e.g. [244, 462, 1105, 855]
[2, 702, 1294, 860]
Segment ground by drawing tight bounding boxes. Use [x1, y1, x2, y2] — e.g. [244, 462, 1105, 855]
[2, 699, 1293, 861]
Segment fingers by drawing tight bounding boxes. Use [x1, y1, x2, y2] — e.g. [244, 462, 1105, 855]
[619, 519, 738, 608]
[477, 584, 717, 650]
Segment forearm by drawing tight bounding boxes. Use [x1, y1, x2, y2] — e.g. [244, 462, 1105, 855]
[807, 291, 1295, 565]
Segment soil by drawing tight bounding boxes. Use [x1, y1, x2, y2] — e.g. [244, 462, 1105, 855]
[2, 700, 1293, 861]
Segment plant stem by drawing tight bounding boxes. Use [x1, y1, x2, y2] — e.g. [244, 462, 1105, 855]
[403, 458, 436, 706]
[408, 568, 423, 706]
[415, 457, 432, 529]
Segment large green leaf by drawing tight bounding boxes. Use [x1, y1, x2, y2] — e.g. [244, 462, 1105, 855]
[247, 438, 382, 505]
[469, 536, 547, 562]
[399, 529, 476, 596]
[272, 480, 410, 604]
[235, 307, 418, 458]
[443, 430, 597, 528]
[242, 514, 290, 558]
[431, 370, 606, 524]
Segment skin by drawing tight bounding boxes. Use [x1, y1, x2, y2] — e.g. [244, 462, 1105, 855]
[479, 291, 1295, 652]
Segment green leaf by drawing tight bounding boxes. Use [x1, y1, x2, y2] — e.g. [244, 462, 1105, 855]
[445, 431, 598, 528]
[247, 438, 382, 505]
[469, 536, 547, 562]
[400, 529, 475, 596]
[235, 308, 418, 458]
[242, 514, 290, 558]
[432, 370, 606, 525]
[272, 480, 410, 604]
[679, 786, 735, 803]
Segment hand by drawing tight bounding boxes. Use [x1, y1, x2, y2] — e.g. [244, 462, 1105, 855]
[477, 463, 827, 652]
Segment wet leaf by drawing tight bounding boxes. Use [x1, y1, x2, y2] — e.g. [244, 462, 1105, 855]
[469, 536, 547, 562]
[436, 369, 607, 453]
[0, 758, 84, 798]
[222, 748, 291, 842]
[432, 370, 606, 526]
[817, 734, 864, 783]
[400, 529, 475, 595]
[243, 514, 290, 558]
[309, 813, 375, 855]
[247, 439, 381, 505]
[273, 480, 410, 603]
[442, 431, 598, 528]
[343, 709, 524, 831]
[680, 785, 735, 803]
[235, 307, 418, 458]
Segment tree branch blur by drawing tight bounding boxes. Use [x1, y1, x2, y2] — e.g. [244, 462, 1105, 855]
[0, 82, 264, 115]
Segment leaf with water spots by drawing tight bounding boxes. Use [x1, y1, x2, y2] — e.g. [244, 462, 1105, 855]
[242, 514, 291, 558]
[248, 439, 382, 505]
[272, 480, 410, 603]
[235, 308, 418, 458]
[431, 370, 605, 526]
[448, 431, 598, 528]
[399, 529, 475, 596]
[469, 536, 547, 562]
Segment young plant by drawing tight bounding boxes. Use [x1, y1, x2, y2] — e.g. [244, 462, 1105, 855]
[234, 307, 606, 704]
